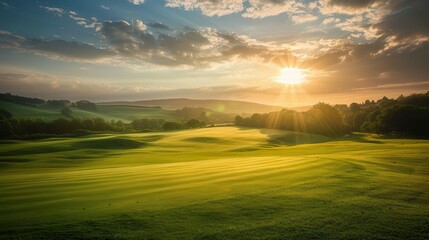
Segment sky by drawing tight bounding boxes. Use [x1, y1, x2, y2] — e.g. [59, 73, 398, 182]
[0, 0, 428, 107]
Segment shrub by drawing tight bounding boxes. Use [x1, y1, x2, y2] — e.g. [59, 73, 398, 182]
[0, 120, 14, 139]
[162, 121, 183, 131]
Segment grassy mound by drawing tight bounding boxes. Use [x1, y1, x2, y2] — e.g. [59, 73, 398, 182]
[73, 137, 145, 149]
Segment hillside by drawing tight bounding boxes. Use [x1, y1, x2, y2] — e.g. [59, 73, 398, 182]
[99, 98, 284, 113]
[0, 100, 178, 122]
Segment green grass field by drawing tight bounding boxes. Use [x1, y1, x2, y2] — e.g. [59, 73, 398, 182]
[0, 127, 428, 239]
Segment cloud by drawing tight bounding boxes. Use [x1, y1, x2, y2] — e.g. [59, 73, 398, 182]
[243, 0, 306, 19]
[25, 38, 114, 60]
[42, 5, 102, 31]
[129, 0, 145, 5]
[100, 5, 109, 10]
[1, 1, 11, 8]
[375, 0, 429, 41]
[165, 0, 244, 17]
[334, 15, 380, 40]
[68, 11, 102, 30]
[322, 17, 340, 25]
[148, 22, 170, 30]
[40, 6, 64, 16]
[165, 0, 315, 24]
[302, 39, 429, 94]
[100, 20, 293, 67]
[290, 13, 318, 24]
[135, 20, 148, 31]
[0, 30, 25, 48]
[0, 30, 114, 61]
[318, 0, 380, 15]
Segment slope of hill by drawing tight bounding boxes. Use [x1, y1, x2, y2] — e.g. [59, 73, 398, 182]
[0, 100, 178, 122]
[99, 98, 284, 113]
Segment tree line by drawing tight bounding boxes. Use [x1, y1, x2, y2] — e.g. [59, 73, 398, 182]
[235, 91, 429, 138]
[1, 93, 97, 111]
[0, 111, 207, 139]
[1, 92, 428, 139]
[235, 103, 347, 137]
[335, 92, 429, 137]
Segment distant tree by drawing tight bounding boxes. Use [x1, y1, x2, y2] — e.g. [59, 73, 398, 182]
[376, 105, 429, 136]
[306, 103, 346, 137]
[162, 121, 183, 131]
[0, 93, 45, 105]
[349, 103, 360, 113]
[75, 100, 97, 111]
[0, 120, 13, 138]
[93, 118, 112, 131]
[0, 109, 12, 119]
[47, 100, 71, 108]
[51, 119, 70, 134]
[234, 116, 244, 125]
[82, 119, 95, 130]
[186, 119, 202, 128]
[70, 118, 84, 131]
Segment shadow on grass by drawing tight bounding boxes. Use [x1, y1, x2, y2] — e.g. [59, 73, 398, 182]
[236, 127, 383, 147]
[1, 135, 166, 158]
[183, 137, 226, 144]
[72, 137, 146, 149]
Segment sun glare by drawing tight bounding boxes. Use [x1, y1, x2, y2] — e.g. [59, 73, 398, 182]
[276, 68, 307, 85]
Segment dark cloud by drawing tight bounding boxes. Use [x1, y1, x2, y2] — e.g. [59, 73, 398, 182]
[376, 0, 429, 40]
[303, 0, 429, 94]
[25, 38, 114, 60]
[303, 40, 429, 94]
[148, 22, 170, 30]
[0, 30, 113, 61]
[327, 0, 377, 8]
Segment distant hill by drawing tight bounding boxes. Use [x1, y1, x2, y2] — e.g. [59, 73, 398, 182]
[99, 98, 284, 114]
[0, 100, 178, 122]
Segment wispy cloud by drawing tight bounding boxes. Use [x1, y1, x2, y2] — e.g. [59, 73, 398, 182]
[165, 0, 244, 17]
[40, 6, 64, 16]
[1, 1, 11, 8]
[0, 30, 114, 62]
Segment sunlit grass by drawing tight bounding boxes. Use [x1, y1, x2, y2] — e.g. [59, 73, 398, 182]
[0, 127, 428, 239]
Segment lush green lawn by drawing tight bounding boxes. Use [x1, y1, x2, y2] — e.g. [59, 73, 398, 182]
[0, 127, 428, 239]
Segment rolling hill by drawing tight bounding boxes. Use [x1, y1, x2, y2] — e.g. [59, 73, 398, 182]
[99, 98, 285, 113]
[0, 100, 178, 122]
[0, 127, 428, 239]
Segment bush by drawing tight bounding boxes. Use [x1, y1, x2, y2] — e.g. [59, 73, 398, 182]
[162, 121, 183, 131]
[377, 105, 429, 136]
[73, 129, 92, 136]
[0, 109, 12, 119]
[0, 120, 14, 139]
[75, 100, 97, 111]
[186, 119, 203, 128]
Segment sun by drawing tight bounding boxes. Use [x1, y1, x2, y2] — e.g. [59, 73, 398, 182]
[276, 68, 307, 85]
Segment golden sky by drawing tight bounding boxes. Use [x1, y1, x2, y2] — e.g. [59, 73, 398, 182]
[0, 0, 428, 106]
